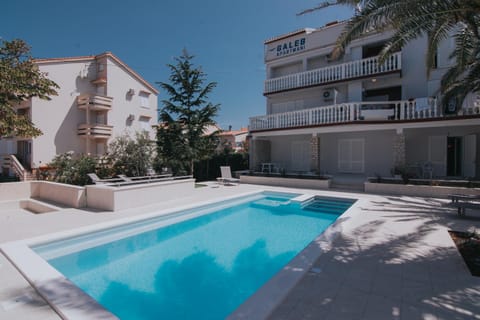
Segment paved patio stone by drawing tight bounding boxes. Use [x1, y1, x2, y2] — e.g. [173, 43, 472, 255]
[1, 184, 479, 320]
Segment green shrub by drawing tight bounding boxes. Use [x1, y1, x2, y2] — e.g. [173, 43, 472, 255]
[107, 131, 156, 177]
[49, 152, 97, 186]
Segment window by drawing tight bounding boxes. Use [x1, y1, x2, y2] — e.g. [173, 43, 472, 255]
[139, 116, 151, 132]
[139, 91, 150, 109]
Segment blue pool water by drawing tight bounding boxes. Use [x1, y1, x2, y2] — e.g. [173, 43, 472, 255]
[35, 193, 354, 320]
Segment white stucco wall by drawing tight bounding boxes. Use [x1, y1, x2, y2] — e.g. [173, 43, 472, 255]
[106, 57, 157, 141]
[32, 60, 96, 166]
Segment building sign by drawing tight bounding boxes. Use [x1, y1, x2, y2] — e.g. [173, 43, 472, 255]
[270, 38, 306, 57]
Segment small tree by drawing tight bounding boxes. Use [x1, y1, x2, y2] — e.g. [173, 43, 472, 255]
[0, 39, 59, 138]
[156, 50, 220, 175]
[107, 131, 155, 177]
[155, 120, 188, 174]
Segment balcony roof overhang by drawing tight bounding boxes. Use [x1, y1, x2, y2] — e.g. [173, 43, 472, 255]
[264, 69, 401, 96]
[250, 115, 480, 136]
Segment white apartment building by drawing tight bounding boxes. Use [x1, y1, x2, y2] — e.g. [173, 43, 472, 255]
[0, 52, 158, 178]
[249, 21, 480, 179]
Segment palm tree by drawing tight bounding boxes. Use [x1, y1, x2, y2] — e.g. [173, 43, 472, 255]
[299, 0, 480, 110]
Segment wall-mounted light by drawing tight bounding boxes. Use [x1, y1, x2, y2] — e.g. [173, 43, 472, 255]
[371, 78, 377, 83]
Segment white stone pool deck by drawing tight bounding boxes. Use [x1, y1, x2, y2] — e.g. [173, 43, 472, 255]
[1, 183, 479, 320]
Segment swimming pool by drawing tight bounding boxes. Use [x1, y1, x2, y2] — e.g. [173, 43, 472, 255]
[23, 192, 355, 319]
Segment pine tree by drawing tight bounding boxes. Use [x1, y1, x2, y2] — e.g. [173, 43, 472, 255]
[156, 50, 220, 175]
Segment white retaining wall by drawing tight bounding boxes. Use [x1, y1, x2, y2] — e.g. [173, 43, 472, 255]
[0, 182, 31, 201]
[31, 181, 86, 208]
[86, 179, 196, 211]
[364, 182, 480, 198]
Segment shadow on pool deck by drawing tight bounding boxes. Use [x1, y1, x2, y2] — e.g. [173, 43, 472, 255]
[268, 196, 480, 320]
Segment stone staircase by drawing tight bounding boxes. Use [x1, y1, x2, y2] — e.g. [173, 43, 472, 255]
[0, 154, 35, 181]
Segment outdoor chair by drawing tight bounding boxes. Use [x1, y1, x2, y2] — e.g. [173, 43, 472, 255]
[217, 166, 240, 185]
[87, 173, 124, 184]
[423, 162, 433, 179]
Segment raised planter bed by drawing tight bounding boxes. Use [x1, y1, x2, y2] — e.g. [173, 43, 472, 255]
[365, 180, 480, 198]
[86, 178, 196, 211]
[449, 230, 480, 277]
[240, 174, 331, 189]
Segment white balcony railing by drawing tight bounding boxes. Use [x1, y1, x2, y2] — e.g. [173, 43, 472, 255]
[265, 52, 402, 94]
[77, 94, 113, 111]
[77, 124, 113, 138]
[249, 99, 480, 131]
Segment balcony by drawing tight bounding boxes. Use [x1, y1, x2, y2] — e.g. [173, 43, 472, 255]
[77, 124, 113, 139]
[264, 52, 402, 94]
[91, 77, 107, 85]
[249, 99, 480, 132]
[77, 94, 113, 111]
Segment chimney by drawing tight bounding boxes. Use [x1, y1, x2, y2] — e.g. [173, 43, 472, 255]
[228, 125, 232, 131]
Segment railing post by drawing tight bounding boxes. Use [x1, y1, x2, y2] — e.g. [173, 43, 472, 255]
[399, 102, 405, 120]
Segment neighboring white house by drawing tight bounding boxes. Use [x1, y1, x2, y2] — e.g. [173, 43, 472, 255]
[0, 52, 158, 178]
[249, 21, 480, 179]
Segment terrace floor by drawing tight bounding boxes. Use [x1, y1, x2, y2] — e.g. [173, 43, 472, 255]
[0, 182, 479, 320]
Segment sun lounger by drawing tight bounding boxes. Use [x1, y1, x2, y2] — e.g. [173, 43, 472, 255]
[110, 174, 191, 186]
[217, 166, 240, 185]
[118, 173, 172, 182]
[87, 173, 124, 184]
[449, 194, 480, 216]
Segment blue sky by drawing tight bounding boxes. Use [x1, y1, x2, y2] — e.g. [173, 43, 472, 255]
[1, 0, 353, 130]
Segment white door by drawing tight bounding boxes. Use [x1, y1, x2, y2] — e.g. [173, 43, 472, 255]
[463, 134, 476, 177]
[291, 141, 310, 171]
[338, 138, 364, 173]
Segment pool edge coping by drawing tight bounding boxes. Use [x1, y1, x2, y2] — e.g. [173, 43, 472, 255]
[0, 189, 361, 320]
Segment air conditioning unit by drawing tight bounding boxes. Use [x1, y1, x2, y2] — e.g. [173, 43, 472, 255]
[322, 88, 335, 101]
[127, 88, 135, 96]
